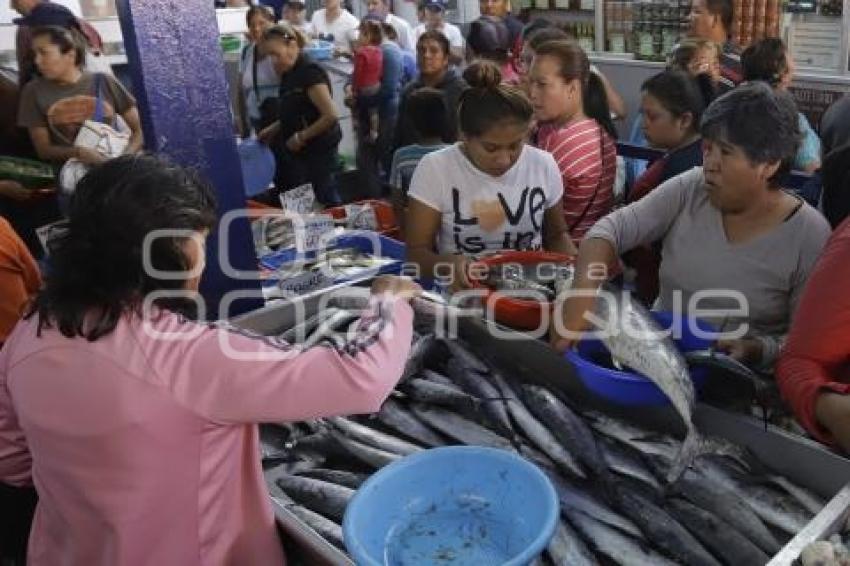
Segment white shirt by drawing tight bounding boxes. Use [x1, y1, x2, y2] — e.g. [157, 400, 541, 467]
[408, 144, 564, 255]
[413, 21, 464, 49]
[385, 13, 415, 52]
[310, 8, 360, 50]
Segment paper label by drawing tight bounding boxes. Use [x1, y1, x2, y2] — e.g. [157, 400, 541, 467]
[294, 214, 335, 253]
[280, 183, 317, 215]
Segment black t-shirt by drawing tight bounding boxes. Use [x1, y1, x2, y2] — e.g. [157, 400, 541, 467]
[277, 55, 341, 153]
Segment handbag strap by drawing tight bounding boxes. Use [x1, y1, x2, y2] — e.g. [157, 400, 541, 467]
[93, 73, 105, 123]
[252, 44, 261, 103]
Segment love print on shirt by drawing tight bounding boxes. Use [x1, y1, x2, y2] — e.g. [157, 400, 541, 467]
[451, 185, 547, 254]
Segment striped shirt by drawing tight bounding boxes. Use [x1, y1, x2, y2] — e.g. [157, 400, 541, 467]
[389, 143, 448, 195]
[535, 118, 617, 241]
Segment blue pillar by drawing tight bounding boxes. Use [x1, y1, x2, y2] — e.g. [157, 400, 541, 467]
[115, 0, 262, 319]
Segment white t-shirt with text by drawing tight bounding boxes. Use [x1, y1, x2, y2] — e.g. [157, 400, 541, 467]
[408, 144, 564, 255]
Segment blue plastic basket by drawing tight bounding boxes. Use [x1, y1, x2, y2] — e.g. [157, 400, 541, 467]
[260, 231, 405, 286]
[564, 311, 716, 406]
[238, 139, 276, 197]
[303, 40, 334, 61]
[343, 446, 559, 566]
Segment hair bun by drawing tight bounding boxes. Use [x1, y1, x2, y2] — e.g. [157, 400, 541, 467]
[462, 59, 503, 90]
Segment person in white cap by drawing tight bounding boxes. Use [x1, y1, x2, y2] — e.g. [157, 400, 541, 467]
[283, 0, 314, 35]
[413, 0, 463, 64]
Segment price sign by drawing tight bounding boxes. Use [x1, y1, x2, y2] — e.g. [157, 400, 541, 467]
[280, 183, 317, 215]
[277, 269, 332, 295]
[344, 203, 378, 230]
[294, 214, 335, 253]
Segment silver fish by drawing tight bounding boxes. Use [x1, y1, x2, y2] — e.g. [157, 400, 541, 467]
[766, 474, 825, 516]
[286, 502, 346, 549]
[330, 431, 402, 469]
[566, 510, 675, 566]
[328, 417, 422, 456]
[375, 398, 446, 448]
[598, 437, 662, 493]
[409, 403, 514, 451]
[546, 520, 598, 566]
[275, 474, 354, 522]
[444, 357, 514, 436]
[592, 285, 699, 482]
[399, 378, 480, 412]
[295, 468, 369, 490]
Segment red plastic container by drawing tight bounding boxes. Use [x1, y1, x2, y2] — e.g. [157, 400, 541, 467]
[325, 199, 399, 240]
[471, 250, 575, 331]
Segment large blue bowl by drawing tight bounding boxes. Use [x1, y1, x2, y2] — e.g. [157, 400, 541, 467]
[343, 446, 559, 566]
[564, 311, 716, 406]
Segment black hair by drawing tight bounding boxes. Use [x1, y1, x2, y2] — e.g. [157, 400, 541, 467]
[407, 87, 448, 141]
[704, 0, 734, 32]
[533, 40, 617, 139]
[526, 27, 569, 52]
[31, 26, 85, 67]
[263, 23, 308, 48]
[521, 18, 553, 41]
[466, 15, 511, 63]
[700, 82, 801, 187]
[380, 21, 398, 41]
[458, 60, 533, 137]
[417, 29, 451, 56]
[246, 4, 276, 24]
[28, 154, 218, 340]
[741, 38, 788, 88]
[642, 70, 716, 132]
[359, 19, 384, 45]
[821, 143, 850, 228]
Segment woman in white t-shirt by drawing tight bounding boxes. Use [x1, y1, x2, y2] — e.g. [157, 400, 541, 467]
[406, 60, 575, 290]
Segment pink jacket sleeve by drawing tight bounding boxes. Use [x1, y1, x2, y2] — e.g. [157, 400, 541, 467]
[147, 295, 415, 424]
[0, 346, 32, 486]
[777, 220, 850, 444]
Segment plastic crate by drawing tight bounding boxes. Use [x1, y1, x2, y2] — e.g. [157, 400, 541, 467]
[303, 40, 334, 61]
[0, 156, 55, 189]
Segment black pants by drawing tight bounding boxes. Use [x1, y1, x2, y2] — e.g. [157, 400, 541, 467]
[0, 483, 37, 564]
[355, 107, 397, 200]
[273, 147, 340, 207]
[0, 195, 61, 260]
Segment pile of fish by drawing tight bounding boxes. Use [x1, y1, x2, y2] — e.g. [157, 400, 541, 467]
[483, 261, 575, 301]
[264, 311, 825, 565]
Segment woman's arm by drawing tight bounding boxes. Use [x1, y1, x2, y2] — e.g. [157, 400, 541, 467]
[28, 126, 102, 165]
[120, 107, 144, 154]
[405, 198, 471, 289]
[294, 83, 338, 147]
[542, 200, 577, 256]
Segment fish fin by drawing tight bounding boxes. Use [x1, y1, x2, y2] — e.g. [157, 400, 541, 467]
[666, 429, 700, 483]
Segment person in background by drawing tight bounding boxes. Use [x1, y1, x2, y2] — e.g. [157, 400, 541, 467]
[466, 15, 518, 85]
[820, 143, 850, 229]
[820, 95, 850, 157]
[389, 87, 449, 234]
[688, 0, 742, 90]
[406, 61, 575, 290]
[381, 22, 417, 85]
[0, 154, 419, 566]
[366, 0, 415, 52]
[478, 0, 523, 66]
[347, 14, 404, 198]
[17, 26, 143, 167]
[352, 19, 384, 143]
[394, 30, 467, 150]
[528, 40, 618, 244]
[413, 0, 464, 64]
[282, 0, 313, 36]
[310, 0, 359, 53]
[238, 5, 279, 137]
[518, 25, 627, 120]
[741, 37, 820, 173]
[668, 37, 722, 86]
[552, 83, 831, 372]
[12, 0, 104, 86]
[0, 214, 40, 346]
[258, 24, 342, 205]
[625, 70, 715, 304]
[777, 216, 850, 452]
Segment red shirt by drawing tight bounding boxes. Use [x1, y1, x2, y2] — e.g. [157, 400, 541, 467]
[535, 118, 616, 242]
[352, 45, 383, 92]
[777, 218, 850, 444]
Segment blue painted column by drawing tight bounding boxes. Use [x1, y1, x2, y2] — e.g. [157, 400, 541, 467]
[115, 0, 261, 318]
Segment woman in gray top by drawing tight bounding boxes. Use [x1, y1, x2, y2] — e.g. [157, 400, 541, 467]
[553, 83, 831, 371]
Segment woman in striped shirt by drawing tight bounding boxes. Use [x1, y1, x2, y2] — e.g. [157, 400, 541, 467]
[528, 40, 617, 243]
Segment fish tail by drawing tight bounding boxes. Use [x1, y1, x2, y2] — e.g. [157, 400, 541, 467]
[666, 429, 700, 483]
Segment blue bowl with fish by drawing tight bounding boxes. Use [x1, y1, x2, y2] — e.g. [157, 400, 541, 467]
[565, 311, 715, 406]
[342, 446, 559, 566]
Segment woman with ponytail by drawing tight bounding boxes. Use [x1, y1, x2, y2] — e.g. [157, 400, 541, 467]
[406, 60, 575, 291]
[528, 40, 617, 243]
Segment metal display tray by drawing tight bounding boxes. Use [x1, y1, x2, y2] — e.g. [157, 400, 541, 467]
[232, 291, 850, 565]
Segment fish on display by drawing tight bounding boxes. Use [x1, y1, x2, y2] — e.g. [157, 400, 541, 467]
[409, 403, 515, 451]
[275, 474, 355, 523]
[398, 378, 481, 413]
[294, 468, 369, 490]
[285, 502, 346, 550]
[328, 417, 422, 456]
[400, 333, 437, 382]
[444, 357, 514, 437]
[546, 519, 598, 566]
[277, 308, 343, 344]
[765, 474, 826, 516]
[375, 398, 446, 448]
[591, 285, 699, 482]
[597, 436, 662, 494]
[330, 431, 402, 469]
[300, 309, 360, 350]
[566, 510, 676, 566]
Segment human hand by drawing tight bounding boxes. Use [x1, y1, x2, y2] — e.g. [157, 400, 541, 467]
[0, 180, 31, 201]
[448, 255, 473, 292]
[714, 338, 763, 366]
[285, 132, 305, 152]
[815, 392, 850, 454]
[257, 123, 279, 145]
[370, 275, 422, 302]
[75, 147, 106, 165]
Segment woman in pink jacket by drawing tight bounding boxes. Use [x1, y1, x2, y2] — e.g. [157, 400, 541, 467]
[0, 154, 418, 565]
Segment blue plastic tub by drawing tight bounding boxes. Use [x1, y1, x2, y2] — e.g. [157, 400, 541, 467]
[260, 231, 405, 286]
[238, 139, 276, 197]
[564, 311, 717, 406]
[343, 446, 558, 566]
[303, 40, 334, 61]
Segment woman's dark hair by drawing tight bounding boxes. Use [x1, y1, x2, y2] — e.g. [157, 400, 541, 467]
[407, 87, 448, 141]
[263, 23, 307, 48]
[526, 27, 569, 52]
[31, 26, 86, 68]
[642, 70, 716, 132]
[28, 154, 218, 341]
[741, 38, 788, 88]
[417, 29, 450, 56]
[466, 15, 511, 63]
[700, 81, 801, 187]
[533, 40, 617, 139]
[359, 19, 383, 46]
[521, 18, 553, 42]
[458, 60, 532, 137]
[380, 21, 398, 41]
[246, 4, 276, 24]
[704, 0, 734, 32]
